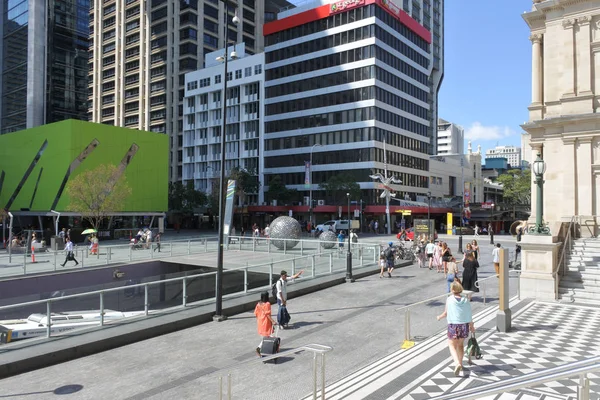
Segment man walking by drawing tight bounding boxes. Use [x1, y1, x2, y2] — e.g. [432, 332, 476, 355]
[474, 225, 479, 236]
[488, 223, 494, 245]
[275, 269, 304, 328]
[492, 243, 501, 276]
[61, 237, 79, 267]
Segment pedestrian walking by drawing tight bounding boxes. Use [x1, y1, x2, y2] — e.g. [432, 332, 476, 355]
[446, 257, 460, 293]
[337, 230, 345, 251]
[488, 223, 494, 245]
[61, 237, 79, 267]
[461, 251, 480, 292]
[384, 242, 395, 278]
[474, 225, 479, 236]
[275, 269, 304, 328]
[154, 232, 161, 252]
[254, 291, 276, 357]
[471, 239, 479, 260]
[417, 239, 427, 268]
[441, 242, 452, 275]
[374, 221, 379, 234]
[436, 281, 475, 376]
[379, 254, 387, 278]
[492, 243, 501, 276]
[433, 241, 443, 273]
[426, 239, 436, 270]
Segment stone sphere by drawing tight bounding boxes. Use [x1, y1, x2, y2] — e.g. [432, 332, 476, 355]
[319, 230, 337, 249]
[269, 216, 302, 250]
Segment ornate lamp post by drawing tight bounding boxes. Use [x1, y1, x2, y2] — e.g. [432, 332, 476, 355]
[531, 153, 550, 235]
[214, 2, 239, 321]
[346, 193, 354, 282]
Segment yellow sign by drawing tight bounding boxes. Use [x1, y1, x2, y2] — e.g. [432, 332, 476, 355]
[396, 209, 412, 215]
[447, 212, 453, 235]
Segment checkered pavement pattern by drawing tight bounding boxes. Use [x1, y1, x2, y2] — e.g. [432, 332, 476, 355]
[406, 301, 600, 400]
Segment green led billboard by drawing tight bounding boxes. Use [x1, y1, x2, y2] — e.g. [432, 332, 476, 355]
[0, 120, 168, 212]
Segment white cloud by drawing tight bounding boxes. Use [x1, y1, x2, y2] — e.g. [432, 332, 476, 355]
[464, 122, 516, 141]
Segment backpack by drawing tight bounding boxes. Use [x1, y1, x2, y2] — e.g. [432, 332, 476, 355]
[384, 247, 393, 259]
[271, 279, 279, 299]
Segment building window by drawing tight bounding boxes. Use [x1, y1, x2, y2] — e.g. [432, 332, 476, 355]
[244, 67, 251, 77]
[254, 64, 262, 74]
[187, 81, 198, 91]
[227, 72, 232, 81]
[215, 74, 221, 83]
[235, 69, 242, 79]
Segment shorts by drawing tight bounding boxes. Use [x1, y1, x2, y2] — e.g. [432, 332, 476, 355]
[427, 253, 433, 259]
[447, 323, 469, 339]
[386, 259, 394, 268]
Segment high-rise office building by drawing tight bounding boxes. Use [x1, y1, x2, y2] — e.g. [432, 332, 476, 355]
[485, 145, 521, 168]
[88, 0, 269, 182]
[437, 118, 463, 155]
[182, 46, 264, 205]
[0, 0, 89, 134]
[262, 0, 443, 205]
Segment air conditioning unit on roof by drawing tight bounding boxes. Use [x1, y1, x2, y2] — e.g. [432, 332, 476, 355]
[317, 200, 325, 206]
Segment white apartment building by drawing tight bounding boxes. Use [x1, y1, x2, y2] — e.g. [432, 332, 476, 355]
[436, 118, 464, 155]
[521, 132, 531, 166]
[182, 46, 264, 205]
[485, 145, 522, 168]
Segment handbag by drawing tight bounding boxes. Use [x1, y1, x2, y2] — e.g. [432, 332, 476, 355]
[466, 332, 482, 363]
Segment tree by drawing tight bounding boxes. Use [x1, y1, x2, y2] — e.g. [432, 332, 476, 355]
[497, 169, 531, 205]
[66, 164, 132, 230]
[319, 172, 361, 204]
[266, 175, 297, 205]
[228, 167, 259, 205]
[168, 181, 207, 213]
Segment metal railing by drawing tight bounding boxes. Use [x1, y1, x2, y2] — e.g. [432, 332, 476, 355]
[0, 245, 380, 342]
[556, 215, 576, 300]
[217, 344, 333, 400]
[428, 355, 600, 400]
[0, 236, 379, 277]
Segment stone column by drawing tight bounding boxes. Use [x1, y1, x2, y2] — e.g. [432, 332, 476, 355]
[577, 138, 594, 233]
[562, 139, 577, 216]
[577, 16, 593, 95]
[530, 34, 543, 105]
[562, 19, 576, 98]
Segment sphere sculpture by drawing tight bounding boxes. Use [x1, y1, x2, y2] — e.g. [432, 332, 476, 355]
[319, 230, 337, 249]
[269, 216, 302, 250]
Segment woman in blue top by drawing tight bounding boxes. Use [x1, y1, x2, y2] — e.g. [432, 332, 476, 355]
[436, 281, 475, 376]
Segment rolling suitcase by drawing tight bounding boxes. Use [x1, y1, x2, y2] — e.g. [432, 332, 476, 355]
[260, 325, 281, 364]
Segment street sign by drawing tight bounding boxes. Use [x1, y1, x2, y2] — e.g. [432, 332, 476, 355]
[354, 209, 360, 218]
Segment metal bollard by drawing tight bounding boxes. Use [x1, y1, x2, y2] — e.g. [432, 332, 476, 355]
[312, 353, 318, 400]
[404, 308, 411, 342]
[183, 277, 187, 307]
[46, 301, 52, 338]
[329, 253, 333, 273]
[144, 285, 149, 316]
[579, 373, 591, 400]
[100, 292, 105, 326]
[321, 353, 326, 400]
[218, 376, 223, 400]
[227, 373, 232, 400]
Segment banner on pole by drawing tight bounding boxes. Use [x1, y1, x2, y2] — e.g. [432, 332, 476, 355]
[223, 179, 236, 244]
[304, 161, 311, 188]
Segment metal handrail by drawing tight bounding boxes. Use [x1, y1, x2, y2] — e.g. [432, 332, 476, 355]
[555, 215, 576, 300]
[218, 344, 334, 400]
[474, 274, 499, 304]
[0, 244, 380, 340]
[428, 355, 600, 400]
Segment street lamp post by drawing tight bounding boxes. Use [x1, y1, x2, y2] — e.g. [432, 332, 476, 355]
[531, 153, 550, 235]
[309, 143, 322, 227]
[427, 191, 431, 240]
[214, 1, 239, 321]
[346, 193, 354, 283]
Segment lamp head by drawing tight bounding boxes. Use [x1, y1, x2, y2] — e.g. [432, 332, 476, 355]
[532, 152, 546, 177]
[230, 51, 238, 59]
[232, 15, 240, 24]
[216, 55, 225, 62]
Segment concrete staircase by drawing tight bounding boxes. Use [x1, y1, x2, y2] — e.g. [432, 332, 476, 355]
[558, 237, 600, 303]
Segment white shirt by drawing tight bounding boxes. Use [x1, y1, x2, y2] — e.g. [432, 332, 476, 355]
[425, 243, 435, 254]
[265, 226, 270, 236]
[276, 277, 296, 302]
[65, 241, 74, 252]
[492, 247, 500, 263]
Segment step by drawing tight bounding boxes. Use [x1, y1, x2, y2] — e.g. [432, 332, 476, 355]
[568, 249, 600, 257]
[566, 260, 600, 268]
[558, 287, 600, 301]
[566, 263, 600, 272]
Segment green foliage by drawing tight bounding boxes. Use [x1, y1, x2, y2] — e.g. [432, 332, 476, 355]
[66, 164, 132, 230]
[497, 169, 531, 205]
[319, 172, 361, 204]
[266, 175, 297, 205]
[228, 167, 259, 205]
[168, 181, 207, 213]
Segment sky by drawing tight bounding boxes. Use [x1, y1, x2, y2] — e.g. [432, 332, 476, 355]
[439, 0, 533, 157]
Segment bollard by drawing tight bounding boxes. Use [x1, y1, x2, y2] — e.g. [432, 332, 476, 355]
[227, 373, 232, 400]
[329, 253, 333, 273]
[321, 353, 326, 400]
[404, 308, 411, 342]
[144, 285, 149, 316]
[218, 376, 223, 400]
[301, 240, 304, 256]
[100, 292, 105, 326]
[183, 277, 187, 307]
[313, 353, 318, 400]
[312, 255, 316, 276]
